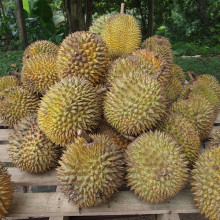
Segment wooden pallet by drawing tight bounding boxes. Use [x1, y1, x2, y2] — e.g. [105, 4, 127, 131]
[0, 115, 219, 220]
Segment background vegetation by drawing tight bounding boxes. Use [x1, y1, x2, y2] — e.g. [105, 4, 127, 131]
[0, 0, 219, 79]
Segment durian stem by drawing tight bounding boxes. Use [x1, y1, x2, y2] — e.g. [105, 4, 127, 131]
[187, 71, 195, 81]
[77, 129, 93, 143]
[9, 71, 21, 77]
[121, 134, 135, 141]
[155, 66, 165, 80]
[184, 88, 192, 99]
[120, 3, 125, 14]
[97, 87, 109, 94]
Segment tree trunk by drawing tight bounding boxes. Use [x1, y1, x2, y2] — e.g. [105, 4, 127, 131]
[63, 0, 86, 33]
[85, 0, 93, 30]
[148, 0, 154, 37]
[15, 0, 27, 48]
[137, 0, 147, 38]
[198, 0, 208, 26]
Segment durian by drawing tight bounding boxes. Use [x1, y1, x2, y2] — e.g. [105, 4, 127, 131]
[171, 64, 185, 85]
[159, 113, 200, 165]
[98, 120, 130, 151]
[23, 40, 59, 61]
[107, 55, 157, 84]
[22, 54, 58, 94]
[142, 35, 173, 66]
[196, 74, 220, 100]
[38, 76, 101, 146]
[57, 134, 124, 207]
[56, 31, 110, 85]
[180, 82, 220, 112]
[132, 49, 171, 86]
[104, 71, 167, 136]
[171, 94, 215, 140]
[101, 14, 141, 58]
[0, 86, 40, 127]
[89, 14, 112, 36]
[126, 131, 188, 203]
[191, 146, 220, 220]
[0, 76, 21, 93]
[165, 75, 183, 102]
[9, 114, 61, 173]
[209, 128, 220, 149]
[0, 162, 13, 218]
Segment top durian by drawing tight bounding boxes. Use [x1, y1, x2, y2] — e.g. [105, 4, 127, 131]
[56, 31, 110, 85]
[101, 14, 141, 58]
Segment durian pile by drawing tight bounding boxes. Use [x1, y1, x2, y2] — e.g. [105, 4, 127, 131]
[0, 7, 220, 220]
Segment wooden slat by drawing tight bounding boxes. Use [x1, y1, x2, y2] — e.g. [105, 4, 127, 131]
[0, 129, 11, 141]
[8, 168, 57, 186]
[157, 213, 180, 220]
[0, 144, 10, 162]
[8, 190, 199, 217]
[214, 113, 220, 124]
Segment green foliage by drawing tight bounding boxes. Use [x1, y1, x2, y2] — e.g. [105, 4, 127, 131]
[175, 56, 220, 81]
[0, 51, 23, 77]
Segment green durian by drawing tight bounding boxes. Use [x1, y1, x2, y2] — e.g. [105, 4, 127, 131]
[0, 162, 13, 218]
[38, 76, 101, 146]
[191, 146, 220, 220]
[126, 131, 188, 203]
[56, 31, 110, 85]
[9, 114, 61, 173]
[104, 71, 167, 136]
[57, 134, 124, 207]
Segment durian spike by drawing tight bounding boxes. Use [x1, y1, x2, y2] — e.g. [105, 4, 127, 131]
[97, 87, 109, 94]
[183, 88, 193, 100]
[120, 3, 125, 14]
[187, 71, 195, 81]
[154, 66, 166, 80]
[121, 133, 135, 141]
[77, 129, 93, 143]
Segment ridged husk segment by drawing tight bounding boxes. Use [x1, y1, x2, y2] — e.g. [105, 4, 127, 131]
[89, 14, 112, 37]
[171, 64, 185, 85]
[141, 35, 173, 67]
[171, 94, 216, 140]
[101, 14, 141, 58]
[196, 74, 220, 100]
[0, 163, 13, 218]
[38, 77, 101, 146]
[0, 86, 40, 127]
[57, 134, 124, 207]
[126, 131, 188, 203]
[180, 82, 220, 113]
[0, 76, 21, 92]
[22, 54, 58, 94]
[191, 146, 220, 220]
[98, 120, 130, 151]
[209, 128, 220, 149]
[57, 31, 110, 85]
[132, 49, 171, 86]
[159, 113, 200, 165]
[165, 75, 184, 103]
[107, 55, 158, 84]
[8, 114, 61, 173]
[23, 40, 59, 62]
[104, 71, 167, 136]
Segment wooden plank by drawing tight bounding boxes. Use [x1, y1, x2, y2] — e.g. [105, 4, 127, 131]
[0, 129, 11, 142]
[8, 168, 57, 186]
[0, 144, 10, 162]
[157, 213, 180, 220]
[7, 190, 199, 217]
